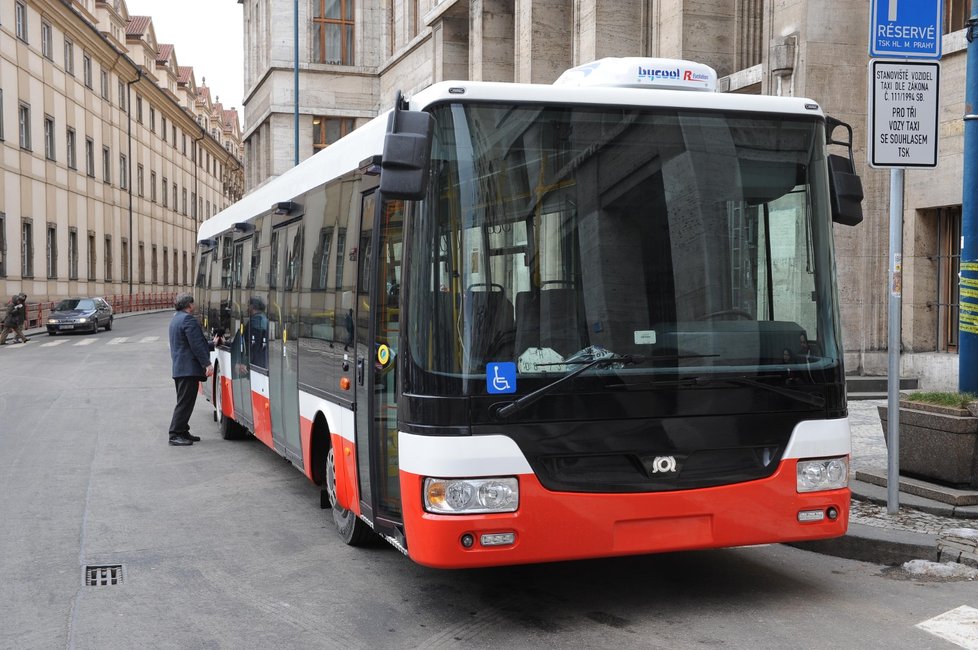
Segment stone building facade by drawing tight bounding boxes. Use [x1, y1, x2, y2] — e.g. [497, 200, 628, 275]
[241, 0, 974, 389]
[0, 0, 244, 306]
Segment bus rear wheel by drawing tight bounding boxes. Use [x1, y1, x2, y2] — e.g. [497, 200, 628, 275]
[326, 446, 373, 546]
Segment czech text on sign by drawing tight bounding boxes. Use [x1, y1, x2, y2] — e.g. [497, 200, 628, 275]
[869, 0, 942, 59]
[869, 60, 939, 168]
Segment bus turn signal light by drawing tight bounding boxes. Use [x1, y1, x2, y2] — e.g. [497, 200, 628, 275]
[340, 377, 351, 391]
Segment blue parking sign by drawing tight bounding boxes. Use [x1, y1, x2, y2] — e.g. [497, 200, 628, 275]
[870, 0, 942, 59]
[487, 362, 517, 394]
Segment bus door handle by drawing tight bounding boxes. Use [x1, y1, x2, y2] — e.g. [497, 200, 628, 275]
[357, 357, 365, 385]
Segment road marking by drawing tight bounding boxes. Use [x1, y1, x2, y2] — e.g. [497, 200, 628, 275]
[139, 336, 159, 343]
[41, 340, 67, 347]
[917, 606, 978, 649]
[75, 339, 97, 346]
[107, 337, 129, 345]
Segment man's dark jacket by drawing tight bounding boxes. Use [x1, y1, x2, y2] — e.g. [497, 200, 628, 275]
[169, 311, 212, 379]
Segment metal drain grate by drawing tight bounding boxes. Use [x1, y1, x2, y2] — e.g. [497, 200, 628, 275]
[84, 565, 123, 586]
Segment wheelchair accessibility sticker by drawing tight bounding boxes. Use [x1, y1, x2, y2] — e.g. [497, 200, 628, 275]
[487, 362, 517, 394]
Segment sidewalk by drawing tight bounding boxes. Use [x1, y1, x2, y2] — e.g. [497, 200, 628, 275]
[791, 399, 978, 566]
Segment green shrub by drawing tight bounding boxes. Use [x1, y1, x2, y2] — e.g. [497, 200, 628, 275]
[904, 391, 978, 408]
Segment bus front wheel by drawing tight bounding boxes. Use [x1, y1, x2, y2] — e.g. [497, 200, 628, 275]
[326, 446, 373, 546]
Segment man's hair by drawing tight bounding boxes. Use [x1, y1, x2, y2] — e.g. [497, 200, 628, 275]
[174, 292, 195, 311]
[248, 296, 266, 312]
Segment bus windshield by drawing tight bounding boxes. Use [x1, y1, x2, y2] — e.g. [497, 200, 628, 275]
[407, 102, 842, 386]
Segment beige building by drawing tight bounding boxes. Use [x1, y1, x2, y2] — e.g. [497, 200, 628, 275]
[241, 0, 974, 389]
[0, 0, 244, 307]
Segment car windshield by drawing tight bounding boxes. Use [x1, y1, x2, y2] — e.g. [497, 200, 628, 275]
[406, 103, 842, 386]
[56, 299, 96, 311]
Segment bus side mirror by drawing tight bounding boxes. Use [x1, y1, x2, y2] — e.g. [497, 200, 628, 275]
[825, 116, 863, 226]
[828, 154, 864, 226]
[380, 93, 433, 201]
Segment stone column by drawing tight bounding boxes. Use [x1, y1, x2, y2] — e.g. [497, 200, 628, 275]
[470, 0, 515, 81]
[576, 0, 646, 63]
[514, 0, 573, 84]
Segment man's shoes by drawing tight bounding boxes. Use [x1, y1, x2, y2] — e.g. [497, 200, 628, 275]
[180, 433, 201, 442]
[168, 436, 193, 446]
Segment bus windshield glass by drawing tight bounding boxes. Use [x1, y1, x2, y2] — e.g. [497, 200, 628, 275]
[407, 102, 842, 385]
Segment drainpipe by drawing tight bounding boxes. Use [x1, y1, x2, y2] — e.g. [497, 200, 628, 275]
[126, 72, 142, 298]
[960, 4, 978, 393]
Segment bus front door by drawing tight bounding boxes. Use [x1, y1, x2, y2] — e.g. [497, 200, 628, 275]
[230, 238, 253, 429]
[268, 220, 304, 465]
[354, 190, 404, 537]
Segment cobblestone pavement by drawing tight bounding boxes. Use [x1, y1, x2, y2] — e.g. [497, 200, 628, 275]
[847, 399, 974, 536]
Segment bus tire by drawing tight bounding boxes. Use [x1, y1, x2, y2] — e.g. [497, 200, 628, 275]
[326, 445, 373, 546]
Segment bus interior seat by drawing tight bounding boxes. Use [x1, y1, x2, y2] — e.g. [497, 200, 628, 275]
[464, 289, 515, 367]
[515, 288, 585, 358]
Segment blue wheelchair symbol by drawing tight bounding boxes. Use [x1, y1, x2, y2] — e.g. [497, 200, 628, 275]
[487, 362, 517, 394]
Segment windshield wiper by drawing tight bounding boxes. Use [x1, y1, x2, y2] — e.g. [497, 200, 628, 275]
[491, 354, 643, 420]
[691, 374, 826, 408]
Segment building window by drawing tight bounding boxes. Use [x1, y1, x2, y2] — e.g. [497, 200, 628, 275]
[119, 154, 128, 189]
[41, 22, 53, 59]
[136, 96, 143, 123]
[149, 107, 156, 132]
[138, 242, 145, 283]
[22, 220, 34, 278]
[68, 228, 78, 280]
[105, 235, 113, 281]
[46, 224, 57, 279]
[313, 116, 354, 153]
[121, 238, 128, 282]
[66, 127, 77, 169]
[182, 134, 187, 156]
[191, 192, 197, 219]
[15, 2, 28, 42]
[0, 213, 6, 277]
[151, 245, 158, 284]
[172, 125, 177, 148]
[173, 183, 178, 211]
[44, 116, 55, 160]
[64, 39, 74, 76]
[935, 206, 962, 351]
[313, 0, 355, 65]
[100, 69, 109, 99]
[18, 103, 31, 150]
[118, 80, 126, 112]
[85, 138, 95, 176]
[163, 246, 168, 285]
[182, 188, 188, 215]
[102, 147, 111, 184]
[162, 117, 167, 142]
[172, 249, 178, 286]
[182, 251, 188, 286]
[151, 171, 157, 202]
[945, 0, 970, 32]
[137, 164, 144, 196]
[88, 231, 96, 281]
[162, 176, 168, 207]
[83, 55, 92, 88]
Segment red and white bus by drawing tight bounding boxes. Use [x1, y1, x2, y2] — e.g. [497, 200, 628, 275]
[195, 57, 864, 568]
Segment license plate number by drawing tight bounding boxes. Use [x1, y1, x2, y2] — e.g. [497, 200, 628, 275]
[62, 324, 74, 329]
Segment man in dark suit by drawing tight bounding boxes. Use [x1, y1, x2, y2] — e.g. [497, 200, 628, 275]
[168, 292, 221, 446]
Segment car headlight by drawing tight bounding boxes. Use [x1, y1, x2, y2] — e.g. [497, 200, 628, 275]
[47, 319, 57, 324]
[423, 477, 519, 514]
[78, 317, 87, 323]
[797, 457, 848, 492]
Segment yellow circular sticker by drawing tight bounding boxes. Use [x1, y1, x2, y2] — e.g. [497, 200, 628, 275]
[377, 344, 391, 366]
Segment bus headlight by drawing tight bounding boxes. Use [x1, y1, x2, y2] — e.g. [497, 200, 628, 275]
[797, 457, 848, 492]
[423, 477, 519, 514]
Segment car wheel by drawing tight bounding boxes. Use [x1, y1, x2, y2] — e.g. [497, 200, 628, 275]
[91, 320, 99, 334]
[104, 317, 113, 331]
[48, 330, 56, 337]
[326, 445, 374, 546]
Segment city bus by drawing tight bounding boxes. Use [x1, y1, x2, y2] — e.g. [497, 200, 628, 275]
[194, 57, 864, 568]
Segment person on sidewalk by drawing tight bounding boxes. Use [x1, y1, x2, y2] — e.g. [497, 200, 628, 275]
[0, 293, 30, 345]
[168, 292, 221, 446]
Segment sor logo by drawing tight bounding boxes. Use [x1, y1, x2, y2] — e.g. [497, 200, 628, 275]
[650, 456, 677, 474]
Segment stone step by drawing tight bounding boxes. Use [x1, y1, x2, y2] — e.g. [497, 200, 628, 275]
[846, 375, 919, 399]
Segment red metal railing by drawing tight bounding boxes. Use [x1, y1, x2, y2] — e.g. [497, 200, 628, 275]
[19, 292, 177, 329]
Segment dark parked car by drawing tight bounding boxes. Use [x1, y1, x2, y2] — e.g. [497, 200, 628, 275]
[46, 297, 114, 335]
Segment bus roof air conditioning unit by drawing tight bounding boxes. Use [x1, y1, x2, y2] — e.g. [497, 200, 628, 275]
[554, 57, 717, 92]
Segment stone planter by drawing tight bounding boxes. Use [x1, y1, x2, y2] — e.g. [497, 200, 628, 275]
[878, 400, 978, 489]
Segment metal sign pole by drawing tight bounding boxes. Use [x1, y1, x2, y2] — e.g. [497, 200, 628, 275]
[887, 168, 904, 514]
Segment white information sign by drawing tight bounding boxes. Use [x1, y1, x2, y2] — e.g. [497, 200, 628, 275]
[869, 59, 940, 168]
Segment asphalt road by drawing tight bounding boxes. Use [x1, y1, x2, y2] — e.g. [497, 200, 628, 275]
[1, 312, 975, 650]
